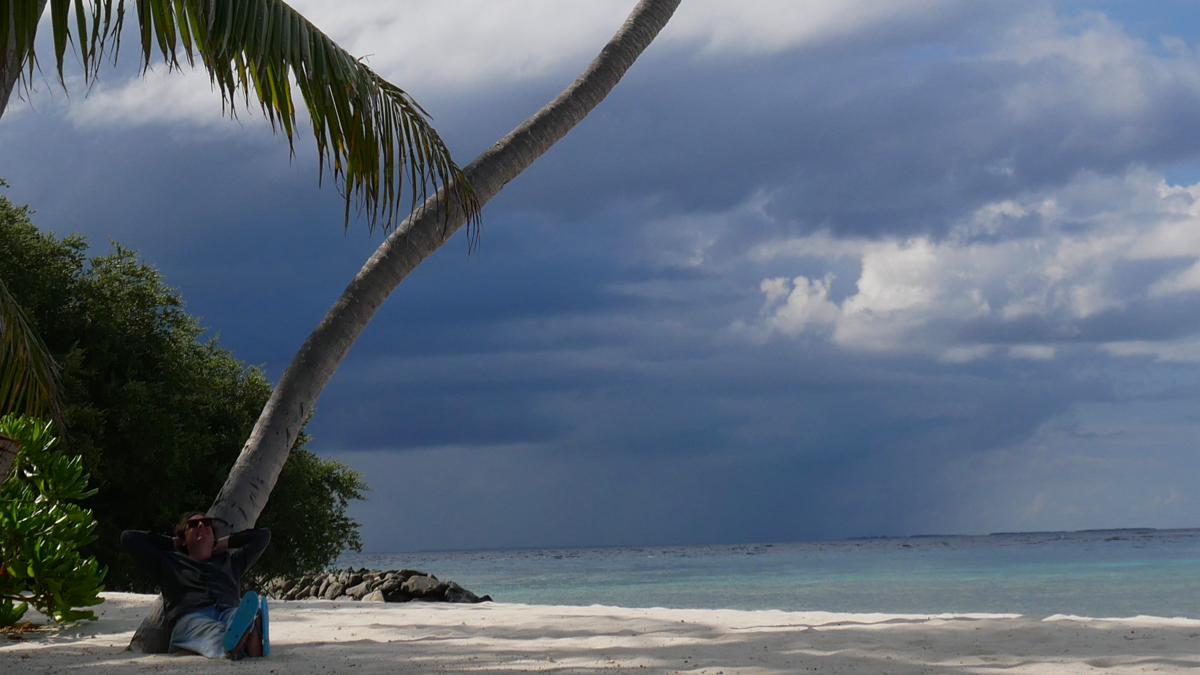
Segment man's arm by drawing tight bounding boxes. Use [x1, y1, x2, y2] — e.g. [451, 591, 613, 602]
[121, 530, 173, 582]
[227, 528, 271, 576]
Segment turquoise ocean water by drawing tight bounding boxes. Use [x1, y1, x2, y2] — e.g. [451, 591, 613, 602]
[339, 528, 1200, 619]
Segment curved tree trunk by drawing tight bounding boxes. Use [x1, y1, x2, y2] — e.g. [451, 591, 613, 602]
[208, 0, 681, 532]
[0, 0, 47, 119]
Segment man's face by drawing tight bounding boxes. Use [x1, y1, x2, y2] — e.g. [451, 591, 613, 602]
[184, 515, 213, 549]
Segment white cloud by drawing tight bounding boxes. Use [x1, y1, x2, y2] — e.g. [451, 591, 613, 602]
[829, 238, 991, 351]
[58, 0, 965, 128]
[1102, 339, 1200, 363]
[289, 0, 963, 85]
[1128, 182, 1200, 259]
[748, 229, 868, 261]
[938, 345, 992, 364]
[1009, 345, 1056, 360]
[287, 0, 631, 91]
[640, 191, 766, 269]
[987, 10, 1194, 123]
[1152, 261, 1200, 295]
[665, 0, 959, 56]
[756, 274, 840, 338]
[741, 168, 1200, 358]
[66, 68, 266, 132]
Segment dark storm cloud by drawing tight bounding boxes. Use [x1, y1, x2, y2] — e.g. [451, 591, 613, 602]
[311, 275, 1088, 461]
[453, 9, 1200, 244]
[5, 1, 1200, 551]
[952, 291, 1200, 346]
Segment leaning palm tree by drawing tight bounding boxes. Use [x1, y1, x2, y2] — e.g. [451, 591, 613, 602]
[211, 0, 682, 527]
[7, 0, 681, 650]
[1, 0, 479, 236]
[6, 0, 681, 527]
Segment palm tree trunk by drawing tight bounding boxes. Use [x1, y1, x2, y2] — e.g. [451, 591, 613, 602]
[208, 0, 681, 532]
[0, 0, 46, 120]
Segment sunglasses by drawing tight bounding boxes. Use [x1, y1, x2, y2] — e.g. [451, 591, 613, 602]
[185, 517, 214, 530]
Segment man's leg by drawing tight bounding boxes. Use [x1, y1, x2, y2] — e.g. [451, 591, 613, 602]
[169, 607, 229, 659]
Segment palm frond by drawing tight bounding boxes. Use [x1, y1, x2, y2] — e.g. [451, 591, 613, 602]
[0, 277, 62, 426]
[2, 0, 479, 239]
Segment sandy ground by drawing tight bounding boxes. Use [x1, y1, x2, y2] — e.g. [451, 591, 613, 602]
[3, 593, 1200, 674]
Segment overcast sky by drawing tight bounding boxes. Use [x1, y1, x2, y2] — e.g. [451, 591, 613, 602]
[4, 0, 1200, 552]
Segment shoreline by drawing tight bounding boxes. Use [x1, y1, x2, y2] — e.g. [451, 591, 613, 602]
[337, 530, 1200, 619]
[5, 593, 1200, 674]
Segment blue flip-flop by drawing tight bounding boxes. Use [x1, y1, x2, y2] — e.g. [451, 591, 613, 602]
[260, 595, 270, 656]
[223, 592, 261, 653]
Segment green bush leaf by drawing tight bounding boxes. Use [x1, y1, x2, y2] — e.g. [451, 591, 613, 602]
[0, 414, 105, 626]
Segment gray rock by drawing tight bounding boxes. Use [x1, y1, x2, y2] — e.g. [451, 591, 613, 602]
[323, 581, 346, 600]
[443, 581, 484, 604]
[378, 578, 404, 593]
[271, 568, 487, 604]
[344, 581, 373, 600]
[402, 574, 448, 599]
[378, 577, 413, 602]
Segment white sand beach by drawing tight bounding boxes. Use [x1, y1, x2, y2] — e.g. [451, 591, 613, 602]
[4, 592, 1200, 674]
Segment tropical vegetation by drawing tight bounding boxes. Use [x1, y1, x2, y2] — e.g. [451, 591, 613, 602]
[0, 280, 59, 425]
[0, 193, 366, 591]
[0, 414, 105, 626]
[0, 189, 61, 428]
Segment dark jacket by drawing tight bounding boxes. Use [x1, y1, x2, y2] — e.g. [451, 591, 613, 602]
[121, 528, 270, 623]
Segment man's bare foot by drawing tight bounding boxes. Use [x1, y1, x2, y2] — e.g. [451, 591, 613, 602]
[233, 615, 264, 658]
[246, 617, 264, 658]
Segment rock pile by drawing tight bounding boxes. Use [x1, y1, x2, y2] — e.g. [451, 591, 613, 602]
[261, 568, 491, 604]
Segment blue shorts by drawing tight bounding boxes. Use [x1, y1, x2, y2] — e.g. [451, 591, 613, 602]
[169, 605, 238, 659]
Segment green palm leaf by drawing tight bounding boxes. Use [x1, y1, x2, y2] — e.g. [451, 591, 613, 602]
[0, 277, 62, 425]
[2, 0, 479, 237]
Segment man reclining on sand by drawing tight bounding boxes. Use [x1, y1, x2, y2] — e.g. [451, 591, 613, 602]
[122, 513, 271, 659]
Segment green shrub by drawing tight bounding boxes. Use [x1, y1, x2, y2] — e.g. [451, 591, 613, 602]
[0, 415, 105, 625]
